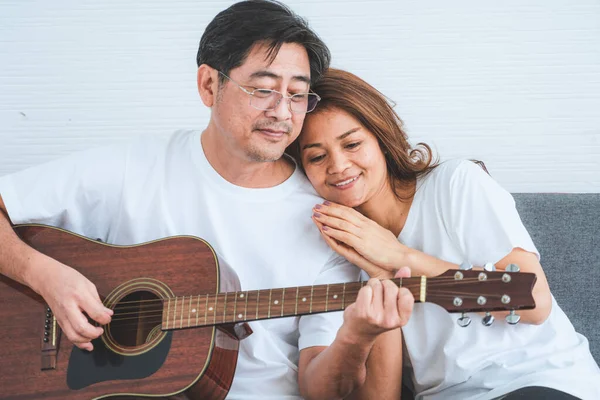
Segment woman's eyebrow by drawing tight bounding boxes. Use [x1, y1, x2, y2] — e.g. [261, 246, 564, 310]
[301, 127, 360, 151]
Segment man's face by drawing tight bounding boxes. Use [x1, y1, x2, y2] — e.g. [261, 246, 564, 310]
[212, 42, 311, 163]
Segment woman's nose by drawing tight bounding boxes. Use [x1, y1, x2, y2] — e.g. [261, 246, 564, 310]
[327, 151, 351, 174]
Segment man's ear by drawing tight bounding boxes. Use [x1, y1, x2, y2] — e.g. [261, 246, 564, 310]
[197, 64, 218, 107]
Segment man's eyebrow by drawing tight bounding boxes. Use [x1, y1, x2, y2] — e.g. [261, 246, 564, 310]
[248, 70, 311, 85]
[301, 127, 361, 150]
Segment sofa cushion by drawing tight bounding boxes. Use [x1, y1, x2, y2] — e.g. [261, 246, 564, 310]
[513, 193, 599, 363]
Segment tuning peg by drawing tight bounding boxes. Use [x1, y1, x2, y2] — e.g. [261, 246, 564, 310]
[459, 261, 473, 271]
[457, 313, 472, 327]
[505, 264, 520, 273]
[483, 262, 496, 271]
[506, 310, 520, 325]
[482, 312, 494, 326]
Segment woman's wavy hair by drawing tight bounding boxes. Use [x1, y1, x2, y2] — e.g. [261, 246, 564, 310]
[288, 68, 439, 201]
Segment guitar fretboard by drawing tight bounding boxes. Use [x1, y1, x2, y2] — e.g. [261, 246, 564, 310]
[161, 278, 416, 330]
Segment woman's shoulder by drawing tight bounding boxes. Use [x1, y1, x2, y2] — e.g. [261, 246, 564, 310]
[435, 158, 486, 177]
[419, 159, 487, 190]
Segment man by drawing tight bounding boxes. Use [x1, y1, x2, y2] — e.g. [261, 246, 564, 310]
[0, 1, 414, 399]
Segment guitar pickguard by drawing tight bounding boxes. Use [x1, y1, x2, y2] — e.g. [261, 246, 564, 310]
[66, 332, 173, 390]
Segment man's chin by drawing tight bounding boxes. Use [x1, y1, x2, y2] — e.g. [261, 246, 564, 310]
[247, 149, 286, 163]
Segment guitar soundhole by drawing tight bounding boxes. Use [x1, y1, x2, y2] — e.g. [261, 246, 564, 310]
[109, 290, 163, 347]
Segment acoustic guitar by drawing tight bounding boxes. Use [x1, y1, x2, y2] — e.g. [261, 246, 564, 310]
[0, 224, 536, 399]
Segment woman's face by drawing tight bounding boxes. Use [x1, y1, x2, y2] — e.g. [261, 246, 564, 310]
[299, 108, 389, 208]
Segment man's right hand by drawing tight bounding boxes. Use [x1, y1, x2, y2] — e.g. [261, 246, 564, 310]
[32, 256, 113, 351]
[1, 195, 112, 351]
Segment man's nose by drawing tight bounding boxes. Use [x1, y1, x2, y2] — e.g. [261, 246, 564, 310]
[265, 97, 292, 121]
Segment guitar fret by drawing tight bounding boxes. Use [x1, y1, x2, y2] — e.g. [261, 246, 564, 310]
[187, 295, 192, 328]
[166, 298, 171, 329]
[297, 286, 311, 315]
[327, 283, 344, 311]
[295, 287, 299, 315]
[204, 294, 209, 326]
[268, 289, 272, 318]
[325, 284, 329, 312]
[281, 288, 285, 317]
[310, 286, 314, 313]
[344, 282, 362, 310]
[180, 296, 185, 329]
[213, 294, 218, 324]
[173, 297, 178, 329]
[233, 291, 238, 322]
[311, 285, 327, 313]
[244, 291, 248, 320]
[256, 290, 260, 320]
[342, 282, 346, 309]
[195, 295, 200, 326]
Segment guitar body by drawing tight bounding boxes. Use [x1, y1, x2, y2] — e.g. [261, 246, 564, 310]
[0, 225, 241, 400]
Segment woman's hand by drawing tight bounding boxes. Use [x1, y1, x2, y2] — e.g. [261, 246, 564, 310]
[312, 201, 408, 278]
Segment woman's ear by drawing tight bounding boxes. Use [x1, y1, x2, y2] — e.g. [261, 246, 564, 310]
[197, 65, 218, 107]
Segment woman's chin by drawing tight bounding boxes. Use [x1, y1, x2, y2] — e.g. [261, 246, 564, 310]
[324, 194, 365, 208]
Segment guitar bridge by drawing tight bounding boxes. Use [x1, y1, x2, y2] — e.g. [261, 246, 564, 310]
[41, 305, 61, 371]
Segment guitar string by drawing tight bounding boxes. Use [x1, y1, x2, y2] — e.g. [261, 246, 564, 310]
[105, 276, 479, 306]
[108, 290, 508, 318]
[107, 294, 517, 323]
[106, 277, 506, 308]
[99, 293, 528, 331]
[107, 277, 510, 313]
[79, 274, 528, 332]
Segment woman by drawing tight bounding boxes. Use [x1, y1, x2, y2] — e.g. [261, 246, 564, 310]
[287, 69, 600, 399]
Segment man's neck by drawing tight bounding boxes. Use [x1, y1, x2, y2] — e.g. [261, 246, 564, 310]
[200, 129, 295, 188]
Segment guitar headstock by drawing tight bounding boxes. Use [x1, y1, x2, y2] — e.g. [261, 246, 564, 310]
[425, 268, 537, 314]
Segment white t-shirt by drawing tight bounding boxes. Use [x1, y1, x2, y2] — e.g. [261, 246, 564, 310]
[398, 159, 600, 400]
[0, 129, 360, 399]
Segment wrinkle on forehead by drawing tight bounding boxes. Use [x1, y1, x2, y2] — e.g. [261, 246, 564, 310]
[236, 42, 311, 84]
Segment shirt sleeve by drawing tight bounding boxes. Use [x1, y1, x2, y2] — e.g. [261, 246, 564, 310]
[0, 142, 129, 242]
[297, 253, 361, 350]
[447, 160, 540, 267]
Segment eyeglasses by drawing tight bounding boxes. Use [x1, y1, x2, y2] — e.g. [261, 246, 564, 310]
[218, 71, 321, 114]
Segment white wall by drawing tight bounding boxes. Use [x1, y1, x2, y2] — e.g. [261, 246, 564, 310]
[1, 0, 599, 192]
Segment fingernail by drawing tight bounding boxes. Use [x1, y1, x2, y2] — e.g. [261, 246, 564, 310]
[323, 201, 331, 206]
[322, 225, 329, 231]
[313, 212, 322, 218]
[314, 204, 322, 209]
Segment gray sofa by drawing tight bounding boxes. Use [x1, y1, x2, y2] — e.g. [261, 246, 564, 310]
[514, 193, 599, 363]
[402, 193, 599, 399]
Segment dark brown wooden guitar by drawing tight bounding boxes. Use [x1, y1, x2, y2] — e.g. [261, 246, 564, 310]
[0, 225, 537, 399]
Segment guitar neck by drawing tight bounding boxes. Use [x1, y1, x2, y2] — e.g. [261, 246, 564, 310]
[157, 267, 538, 331]
[160, 277, 422, 330]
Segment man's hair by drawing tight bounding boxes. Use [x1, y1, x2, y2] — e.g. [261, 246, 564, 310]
[197, 0, 330, 85]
